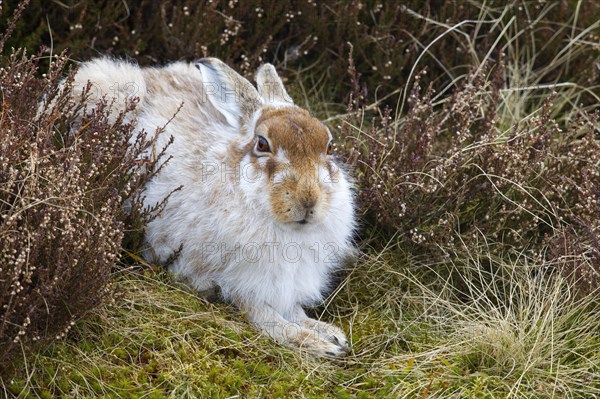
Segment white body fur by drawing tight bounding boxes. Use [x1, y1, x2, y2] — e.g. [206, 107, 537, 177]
[72, 58, 356, 356]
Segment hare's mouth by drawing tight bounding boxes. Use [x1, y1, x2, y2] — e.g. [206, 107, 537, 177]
[296, 219, 308, 225]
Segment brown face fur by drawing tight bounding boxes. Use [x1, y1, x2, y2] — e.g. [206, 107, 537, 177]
[250, 106, 336, 226]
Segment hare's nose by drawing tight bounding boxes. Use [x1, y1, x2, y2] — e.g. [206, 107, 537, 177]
[298, 175, 320, 211]
[302, 198, 317, 210]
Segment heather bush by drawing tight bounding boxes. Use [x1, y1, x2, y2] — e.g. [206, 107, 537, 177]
[344, 58, 599, 292]
[0, 48, 166, 368]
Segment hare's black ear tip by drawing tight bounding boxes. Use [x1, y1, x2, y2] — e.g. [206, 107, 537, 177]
[198, 57, 223, 65]
[195, 58, 230, 75]
[195, 58, 217, 70]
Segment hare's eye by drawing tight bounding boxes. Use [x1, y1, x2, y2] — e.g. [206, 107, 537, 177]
[256, 136, 271, 152]
[326, 141, 333, 155]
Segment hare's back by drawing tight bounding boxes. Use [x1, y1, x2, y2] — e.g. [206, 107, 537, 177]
[141, 63, 237, 137]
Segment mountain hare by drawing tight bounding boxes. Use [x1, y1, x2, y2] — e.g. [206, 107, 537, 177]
[71, 57, 357, 356]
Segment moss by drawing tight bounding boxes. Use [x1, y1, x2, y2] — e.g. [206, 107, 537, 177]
[38, 388, 53, 399]
[112, 348, 130, 363]
[7, 381, 25, 395]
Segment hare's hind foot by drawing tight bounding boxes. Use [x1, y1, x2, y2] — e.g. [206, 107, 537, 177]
[292, 305, 350, 356]
[244, 303, 350, 357]
[298, 317, 350, 355]
[286, 325, 349, 357]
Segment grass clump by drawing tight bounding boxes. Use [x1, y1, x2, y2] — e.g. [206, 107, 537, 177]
[384, 254, 600, 398]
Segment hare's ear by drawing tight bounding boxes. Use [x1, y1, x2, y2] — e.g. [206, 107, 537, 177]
[196, 58, 261, 129]
[256, 64, 294, 106]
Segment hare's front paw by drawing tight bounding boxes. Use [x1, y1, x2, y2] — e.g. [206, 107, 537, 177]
[299, 318, 350, 356]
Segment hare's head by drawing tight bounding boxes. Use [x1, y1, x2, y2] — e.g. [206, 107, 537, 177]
[196, 59, 353, 229]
